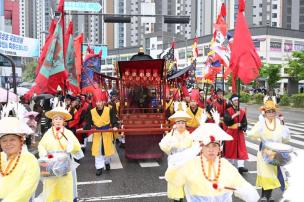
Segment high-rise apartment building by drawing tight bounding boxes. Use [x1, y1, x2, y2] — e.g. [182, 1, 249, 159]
[282, 0, 304, 31]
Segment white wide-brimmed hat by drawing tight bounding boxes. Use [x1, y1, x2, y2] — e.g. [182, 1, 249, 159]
[168, 101, 192, 122]
[0, 117, 33, 138]
[191, 123, 233, 145]
[45, 106, 72, 120]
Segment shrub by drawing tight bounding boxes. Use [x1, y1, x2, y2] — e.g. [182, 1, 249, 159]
[290, 93, 304, 108]
[252, 93, 264, 104]
[279, 94, 290, 106]
[240, 91, 251, 103]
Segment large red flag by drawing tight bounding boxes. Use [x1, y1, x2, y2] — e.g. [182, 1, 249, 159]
[35, 19, 57, 75]
[74, 33, 84, 86]
[65, 21, 80, 95]
[229, 0, 262, 93]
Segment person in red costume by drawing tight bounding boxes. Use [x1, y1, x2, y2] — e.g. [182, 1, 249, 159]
[223, 94, 249, 174]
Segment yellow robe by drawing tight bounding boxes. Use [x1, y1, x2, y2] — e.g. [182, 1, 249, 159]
[247, 117, 290, 190]
[165, 156, 255, 201]
[38, 127, 81, 202]
[91, 107, 115, 157]
[186, 107, 203, 128]
[0, 151, 40, 202]
[159, 129, 193, 199]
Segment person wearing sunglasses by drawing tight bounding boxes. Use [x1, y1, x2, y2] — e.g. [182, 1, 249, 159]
[159, 102, 192, 202]
[247, 100, 290, 202]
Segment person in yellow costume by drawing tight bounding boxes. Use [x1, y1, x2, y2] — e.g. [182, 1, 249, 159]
[247, 100, 290, 202]
[165, 123, 259, 202]
[38, 100, 82, 202]
[82, 89, 118, 176]
[0, 112, 40, 202]
[186, 93, 204, 131]
[159, 101, 192, 202]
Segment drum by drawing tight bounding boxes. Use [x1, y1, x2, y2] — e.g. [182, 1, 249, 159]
[39, 152, 71, 177]
[261, 141, 293, 166]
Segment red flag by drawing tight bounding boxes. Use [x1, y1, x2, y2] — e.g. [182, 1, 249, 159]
[35, 19, 57, 75]
[57, 0, 66, 58]
[229, 0, 262, 93]
[74, 33, 84, 85]
[171, 40, 176, 49]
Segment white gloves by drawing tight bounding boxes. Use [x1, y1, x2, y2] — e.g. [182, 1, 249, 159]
[234, 184, 259, 202]
[211, 109, 220, 125]
[199, 109, 208, 124]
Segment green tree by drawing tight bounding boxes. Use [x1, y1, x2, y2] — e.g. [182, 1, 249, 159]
[287, 50, 304, 81]
[259, 63, 281, 90]
[22, 60, 37, 82]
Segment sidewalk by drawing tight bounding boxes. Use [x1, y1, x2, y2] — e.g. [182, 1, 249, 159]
[242, 103, 304, 112]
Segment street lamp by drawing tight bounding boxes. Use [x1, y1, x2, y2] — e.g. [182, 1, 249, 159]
[0, 53, 17, 94]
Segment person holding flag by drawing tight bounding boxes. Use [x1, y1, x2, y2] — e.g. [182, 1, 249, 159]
[223, 94, 249, 174]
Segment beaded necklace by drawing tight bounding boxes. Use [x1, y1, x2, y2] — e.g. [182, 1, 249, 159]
[52, 126, 66, 151]
[200, 152, 221, 190]
[0, 151, 21, 176]
[265, 118, 276, 132]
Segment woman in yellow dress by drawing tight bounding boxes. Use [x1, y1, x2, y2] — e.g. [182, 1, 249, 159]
[38, 101, 82, 202]
[165, 123, 259, 202]
[0, 113, 40, 201]
[247, 100, 290, 201]
[159, 102, 192, 202]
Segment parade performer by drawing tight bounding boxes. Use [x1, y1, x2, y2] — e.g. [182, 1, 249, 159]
[83, 89, 118, 176]
[165, 123, 259, 202]
[38, 99, 82, 202]
[247, 100, 290, 202]
[212, 89, 227, 127]
[159, 102, 192, 202]
[223, 94, 249, 174]
[186, 92, 204, 131]
[0, 104, 40, 202]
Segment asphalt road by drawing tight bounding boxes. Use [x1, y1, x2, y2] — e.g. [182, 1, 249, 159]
[34, 105, 304, 202]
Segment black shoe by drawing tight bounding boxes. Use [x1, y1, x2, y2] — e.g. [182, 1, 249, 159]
[268, 197, 275, 202]
[105, 163, 111, 171]
[238, 167, 248, 174]
[96, 169, 103, 176]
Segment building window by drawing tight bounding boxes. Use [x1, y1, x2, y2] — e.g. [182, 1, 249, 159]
[259, 13, 262, 16]
[272, 22, 277, 27]
[272, 13, 277, 18]
[272, 4, 278, 9]
[259, 4, 262, 8]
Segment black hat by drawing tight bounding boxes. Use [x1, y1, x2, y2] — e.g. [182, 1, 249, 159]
[230, 94, 239, 101]
[216, 88, 223, 93]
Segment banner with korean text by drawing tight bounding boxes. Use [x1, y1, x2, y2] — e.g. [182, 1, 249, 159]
[0, 31, 39, 57]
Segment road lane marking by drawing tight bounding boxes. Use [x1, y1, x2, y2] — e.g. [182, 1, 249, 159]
[285, 122, 304, 129]
[139, 161, 160, 167]
[249, 170, 257, 174]
[79, 192, 167, 201]
[248, 153, 257, 161]
[111, 147, 123, 169]
[77, 180, 112, 185]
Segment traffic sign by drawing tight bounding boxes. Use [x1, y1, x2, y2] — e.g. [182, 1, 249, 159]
[64, 2, 102, 12]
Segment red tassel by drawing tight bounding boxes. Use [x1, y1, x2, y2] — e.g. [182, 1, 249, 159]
[210, 135, 216, 142]
[212, 183, 218, 189]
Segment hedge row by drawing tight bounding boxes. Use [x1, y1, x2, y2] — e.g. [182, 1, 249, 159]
[227, 92, 304, 108]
